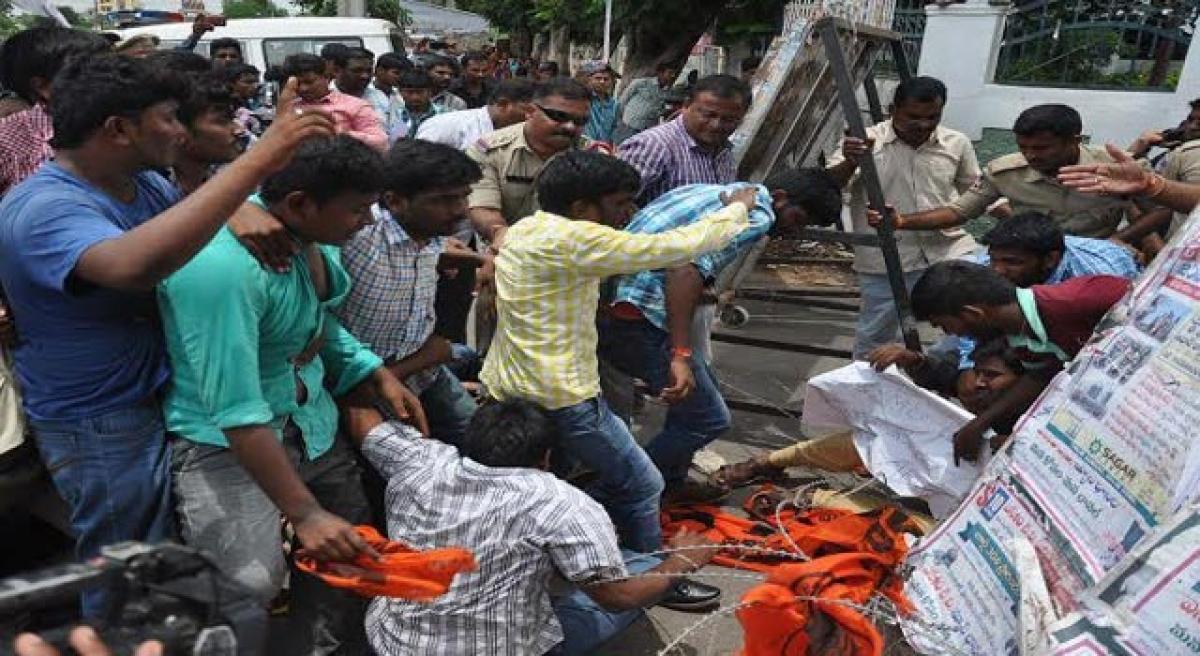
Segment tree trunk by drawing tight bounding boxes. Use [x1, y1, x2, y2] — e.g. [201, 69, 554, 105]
[618, 0, 726, 80]
[547, 24, 571, 71]
[1147, 31, 1175, 87]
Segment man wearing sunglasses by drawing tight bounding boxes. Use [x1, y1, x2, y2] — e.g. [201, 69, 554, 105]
[465, 77, 599, 247]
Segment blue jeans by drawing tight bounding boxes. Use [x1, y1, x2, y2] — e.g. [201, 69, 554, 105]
[29, 399, 174, 619]
[550, 550, 661, 655]
[599, 318, 731, 486]
[548, 398, 664, 552]
[420, 365, 476, 447]
[853, 270, 927, 360]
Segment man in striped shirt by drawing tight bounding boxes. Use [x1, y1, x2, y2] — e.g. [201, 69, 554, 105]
[617, 75, 749, 205]
[480, 151, 754, 609]
[345, 399, 718, 656]
[600, 170, 843, 501]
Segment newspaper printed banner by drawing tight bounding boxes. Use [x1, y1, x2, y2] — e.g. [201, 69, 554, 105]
[902, 210, 1200, 655]
[1049, 509, 1200, 655]
[801, 362, 986, 518]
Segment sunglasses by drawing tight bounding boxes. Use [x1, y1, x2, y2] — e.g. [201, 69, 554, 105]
[535, 103, 589, 127]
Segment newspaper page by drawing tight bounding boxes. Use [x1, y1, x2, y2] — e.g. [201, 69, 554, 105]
[801, 362, 986, 518]
[1049, 509, 1200, 655]
[901, 211, 1200, 655]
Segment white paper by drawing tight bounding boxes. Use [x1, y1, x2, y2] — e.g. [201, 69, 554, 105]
[800, 362, 986, 518]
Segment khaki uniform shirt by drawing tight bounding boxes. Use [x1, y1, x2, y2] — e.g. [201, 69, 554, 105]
[828, 121, 980, 274]
[466, 122, 593, 225]
[948, 145, 1140, 238]
[1163, 140, 1200, 237]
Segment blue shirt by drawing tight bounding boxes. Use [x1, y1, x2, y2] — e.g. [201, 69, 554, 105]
[958, 235, 1141, 367]
[612, 183, 775, 330]
[0, 163, 181, 420]
[584, 94, 621, 143]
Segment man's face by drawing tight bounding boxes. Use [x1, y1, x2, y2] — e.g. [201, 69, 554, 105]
[428, 64, 455, 91]
[1182, 106, 1200, 141]
[656, 67, 678, 87]
[391, 185, 471, 238]
[1016, 132, 1080, 176]
[491, 99, 532, 128]
[231, 73, 260, 102]
[212, 46, 242, 67]
[960, 354, 1022, 415]
[184, 108, 241, 165]
[375, 65, 403, 91]
[891, 97, 943, 148]
[301, 190, 377, 245]
[127, 101, 188, 169]
[596, 190, 639, 228]
[929, 308, 998, 341]
[770, 199, 810, 238]
[988, 245, 1058, 287]
[535, 66, 555, 82]
[295, 71, 332, 103]
[465, 59, 490, 83]
[682, 91, 747, 150]
[336, 56, 373, 95]
[588, 71, 613, 96]
[525, 95, 590, 151]
[400, 87, 431, 113]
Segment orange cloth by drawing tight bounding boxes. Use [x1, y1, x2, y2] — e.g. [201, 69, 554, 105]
[294, 525, 477, 600]
[736, 552, 914, 656]
[660, 486, 919, 573]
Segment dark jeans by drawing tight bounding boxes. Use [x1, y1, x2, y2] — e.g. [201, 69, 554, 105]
[599, 317, 731, 486]
[29, 399, 174, 619]
[171, 426, 371, 655]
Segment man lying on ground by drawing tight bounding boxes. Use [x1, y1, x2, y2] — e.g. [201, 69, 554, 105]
[715, 339, 1027, 487]
[341, 399, 719, 656]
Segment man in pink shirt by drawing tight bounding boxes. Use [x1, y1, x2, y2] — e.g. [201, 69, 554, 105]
[283, 53, 387, 151]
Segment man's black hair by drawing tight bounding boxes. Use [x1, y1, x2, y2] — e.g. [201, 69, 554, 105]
[739, 56, 761, 74]
[260, 135, 385, 206]
[49, 53, 191, 150]
[0, 26, 111, 104]
[892, 75, 947, 107]
[460, 399, 555, 469]
[490, 78, 534, 104]
[221, 63, 260, 84]
[536, 150, 640, 216]
[145, 49, 212, 75]
[283, 53, 326, 78]
[462, 50, 489, 67]
[1190, 97, 1200, 110]
[210, 37, 242, 54]
[397, 68, 433, 90]
[973, 339, 1026, 376]
[763, 167, 843, 227]
[688, 74, 751, 107]
[979, 212, 1066, 258]
[178, 72, 237, 127]
[532, 77, 590, 102]
[332, 46, 374, 68]
[537, 60, 560, 75]
[376, 52, 411, 72]
[319, 42, 351, 62]
[657, 60, 680, 73]
[1013, 104, 1082, 139]
[424, 54, 457, 72]
[384, 139, 482, 196]
[911, 261, 1017, 320]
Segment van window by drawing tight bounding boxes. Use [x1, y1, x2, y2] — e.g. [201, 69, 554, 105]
[262, 37, 363, 70]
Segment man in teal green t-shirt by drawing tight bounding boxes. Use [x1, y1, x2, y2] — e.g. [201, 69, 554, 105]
[158, 135, 428, 654]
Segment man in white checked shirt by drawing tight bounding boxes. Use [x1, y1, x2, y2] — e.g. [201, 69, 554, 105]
[341, 399, 719, 656]
[335, 140, 489, 446]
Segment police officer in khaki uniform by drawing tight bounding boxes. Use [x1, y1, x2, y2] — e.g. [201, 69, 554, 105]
[466, 77, 596, 244]
[874, 104, 1147, 239]
[1118, 99, 1200, 243]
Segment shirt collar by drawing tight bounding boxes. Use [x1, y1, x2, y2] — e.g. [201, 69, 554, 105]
[1008, 287, 1071, 361]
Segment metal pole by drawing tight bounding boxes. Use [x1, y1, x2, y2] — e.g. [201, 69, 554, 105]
[603, 0, 613, 61]
[818, 19, 922, 353]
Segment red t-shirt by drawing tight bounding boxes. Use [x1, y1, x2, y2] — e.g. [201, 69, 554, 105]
[1028, 275, 1131, 360]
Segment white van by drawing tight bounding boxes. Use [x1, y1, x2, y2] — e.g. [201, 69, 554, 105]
[114, 17, 406, 73]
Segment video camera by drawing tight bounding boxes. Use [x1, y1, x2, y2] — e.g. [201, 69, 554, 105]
[0, 542, 266, 655]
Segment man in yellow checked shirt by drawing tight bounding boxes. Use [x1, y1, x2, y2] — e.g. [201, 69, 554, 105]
[479, 150, 755, 611]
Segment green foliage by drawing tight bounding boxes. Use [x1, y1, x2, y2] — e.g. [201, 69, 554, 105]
[224, 0, 288, 18]
[997, 28, 1127, 85]
[292, 0, 411, 23]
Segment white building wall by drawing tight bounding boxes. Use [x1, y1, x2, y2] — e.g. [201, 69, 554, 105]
[918, 0, 1200, 148]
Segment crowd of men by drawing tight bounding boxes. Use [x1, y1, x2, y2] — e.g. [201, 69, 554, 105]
[0, 19, 1197, 656]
